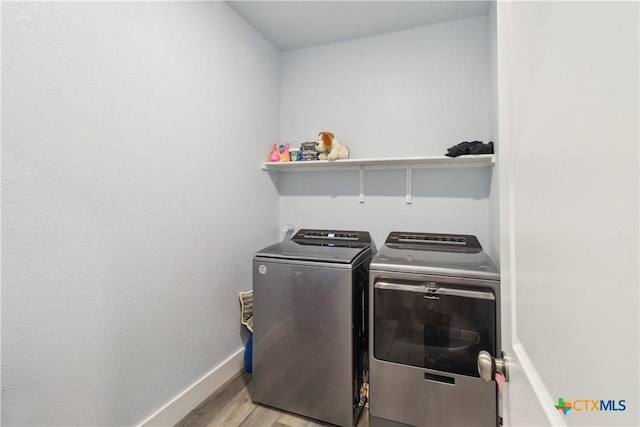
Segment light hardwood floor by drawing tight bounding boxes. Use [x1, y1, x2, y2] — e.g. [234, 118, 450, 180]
[175, 371, 370, 427]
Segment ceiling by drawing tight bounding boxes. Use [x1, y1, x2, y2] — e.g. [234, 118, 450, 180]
[227, 1, 491, 52]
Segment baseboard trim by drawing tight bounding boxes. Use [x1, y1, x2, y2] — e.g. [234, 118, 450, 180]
[139, 347, 245, 427]
[512, 342, 567, 427]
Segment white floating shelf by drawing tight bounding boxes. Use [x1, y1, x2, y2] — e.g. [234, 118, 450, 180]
[261, 154, 495, 204]
[261, 154, 495, 171]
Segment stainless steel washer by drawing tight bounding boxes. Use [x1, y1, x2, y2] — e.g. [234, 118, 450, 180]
[253, 229, 374, 427]
[369, 232, 500, 427]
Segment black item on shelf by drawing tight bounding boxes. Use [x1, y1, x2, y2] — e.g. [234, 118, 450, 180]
[445, 141, 494, 157]
[299, 141, 319, 161]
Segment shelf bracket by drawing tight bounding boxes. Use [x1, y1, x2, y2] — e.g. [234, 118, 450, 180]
[359, 166, 365, 203]
[406, 167, 412, 204]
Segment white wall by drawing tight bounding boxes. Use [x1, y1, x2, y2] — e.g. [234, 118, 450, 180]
[1, 2, 279, 425]
[278, 16, 495, 251]
[504, 1, 639, 426]
[487, 1, 500, 265]
[280, 15, 491, 158]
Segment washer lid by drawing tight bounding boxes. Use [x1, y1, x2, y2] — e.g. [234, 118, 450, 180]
[255, 229, 372, 264]
[371, 231, 499, 280]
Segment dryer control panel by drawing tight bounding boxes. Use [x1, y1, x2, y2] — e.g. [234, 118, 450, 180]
[385, 231, 481, 252]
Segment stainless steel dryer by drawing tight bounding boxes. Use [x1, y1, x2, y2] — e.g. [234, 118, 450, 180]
[369, 232, 501, 427]
[253, 229, 374, 427]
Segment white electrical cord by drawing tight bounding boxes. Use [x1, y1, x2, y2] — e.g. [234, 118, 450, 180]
[282, 224, 295, 241]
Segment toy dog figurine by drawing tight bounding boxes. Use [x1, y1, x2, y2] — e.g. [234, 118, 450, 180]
[315, 131, 350, 160]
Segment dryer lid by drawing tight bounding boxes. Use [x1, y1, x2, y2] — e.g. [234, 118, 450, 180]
[371, 231, 499, 280]
[255, 229, 372, 264]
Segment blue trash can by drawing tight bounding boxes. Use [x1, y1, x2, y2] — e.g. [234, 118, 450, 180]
[244, 334, 253, 373]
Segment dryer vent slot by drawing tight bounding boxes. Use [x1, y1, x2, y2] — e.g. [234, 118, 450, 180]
[424, 372, 455, 385]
